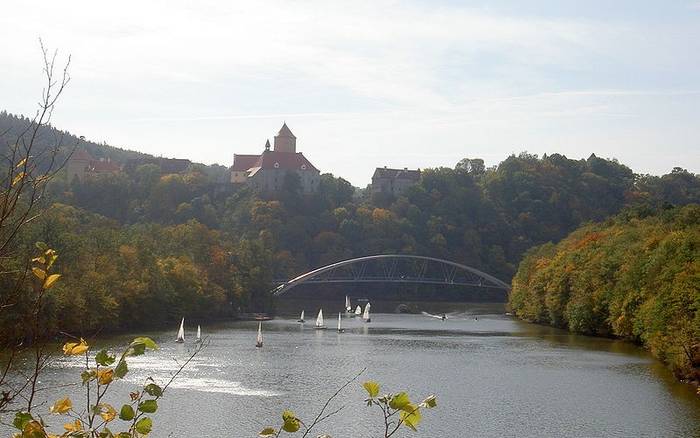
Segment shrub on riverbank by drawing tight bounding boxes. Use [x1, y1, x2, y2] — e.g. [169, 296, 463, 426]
[509, 205, 700, 384]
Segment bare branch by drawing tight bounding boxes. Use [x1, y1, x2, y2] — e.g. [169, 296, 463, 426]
[0, 40, 72, 416]
[300, 368, 366, 438]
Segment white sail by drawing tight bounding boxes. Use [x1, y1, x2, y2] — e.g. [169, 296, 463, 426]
[316, 309, 325, 328]
[196, 325, 201, 341]
[421, 311, 448, 321]
[176, 318, 185, 342]
[256, 322, 263, 347]
[354, 305, 362, 315]
[345, 295, 351, 311]
[363, 302, 371, 321]
[337, 312, 343, 332]
[299, 310, 305, 322]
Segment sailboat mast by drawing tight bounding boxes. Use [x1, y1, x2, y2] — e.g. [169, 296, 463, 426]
[256, 322, 263, 347]
[363, 302, 371, 322]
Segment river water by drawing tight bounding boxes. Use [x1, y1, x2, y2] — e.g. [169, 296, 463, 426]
[10, 302, 700, 437]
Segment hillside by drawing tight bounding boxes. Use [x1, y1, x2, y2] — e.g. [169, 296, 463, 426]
[4, 111, 699, 279]
[509, 205, 700, 383]
[1, 112, 699, 340]
[0, 111, 148, 166]
[53, 152, 700, 279]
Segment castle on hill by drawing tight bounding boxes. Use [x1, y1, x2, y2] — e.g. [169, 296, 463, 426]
[230, 123, 320, 193]
[66, 149, 121, 181]
[371, 166, 421, 196]
[66, 150, 191, 181]
[66, 122, 422, 195]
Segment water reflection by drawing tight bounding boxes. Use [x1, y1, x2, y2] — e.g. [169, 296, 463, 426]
[4, 301, 699, 438]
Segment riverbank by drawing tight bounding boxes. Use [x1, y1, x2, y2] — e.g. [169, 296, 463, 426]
[509, 205, 700, 392]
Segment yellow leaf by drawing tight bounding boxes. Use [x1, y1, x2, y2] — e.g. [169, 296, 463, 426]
[72, 339, 89, 355]
[63, 419, 83, 432]
[400, 404, 422, 431]
[362, 380, 380, 398]
[46, 252, 58, 269]
[15, 158, 27, 168]
[97, 368, 114, 385]
[62, 342, 77, 355]
[49, 397, 72, 414]
[22, 420, 45, 435]
[98, 403, 117, 422]
[62, 338, 89, 355]
[32, 267, 46, 281]
[11, 172, 25, 187]
[43, 274, 61, 290]
[259, 427, 277, 437]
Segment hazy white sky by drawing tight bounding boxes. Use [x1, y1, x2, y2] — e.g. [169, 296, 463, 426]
[1, 0, 699, 185]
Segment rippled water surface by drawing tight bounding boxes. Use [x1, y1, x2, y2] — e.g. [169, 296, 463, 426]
[11, 302, 700, 437]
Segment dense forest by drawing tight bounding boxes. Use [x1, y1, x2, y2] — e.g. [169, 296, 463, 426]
[52, 148, 699, 281]
[509, 205, 699, 383]
[1, 111, 699, 340]
[0, 111, 147, 165]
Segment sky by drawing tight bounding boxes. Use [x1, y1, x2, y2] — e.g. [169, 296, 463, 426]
[1, 0, 699, 186]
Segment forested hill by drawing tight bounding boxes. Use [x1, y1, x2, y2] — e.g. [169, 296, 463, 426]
[52, 150, 700, 282]
[0, 111, 148, 165]
[509, 205, 700, 384]
[2, 112, 699, 338]
[4, 111, 699, 283]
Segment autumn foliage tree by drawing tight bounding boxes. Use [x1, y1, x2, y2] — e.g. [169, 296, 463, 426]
[510, 205, 700, 383]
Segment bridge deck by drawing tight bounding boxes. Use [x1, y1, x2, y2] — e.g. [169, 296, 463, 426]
[273, 254, 511, 296]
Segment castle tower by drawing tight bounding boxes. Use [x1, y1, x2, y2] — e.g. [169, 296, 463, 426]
[273, 123, 296, 153]
[66, 149, 93, 181]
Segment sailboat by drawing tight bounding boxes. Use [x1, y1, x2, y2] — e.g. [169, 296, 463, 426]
[298, 310, 305, 323]
[256, 322, 263, 348]
[337, 312, 344, 333]
[421, 311, 448, 321]
[345, 296, 352, 314]
[353, 305, 362, 318]
[315, 309, 326, 330]
[175, 318, 185, 343]
[195, 325, 202, 343]
[362, 302, 371, 323]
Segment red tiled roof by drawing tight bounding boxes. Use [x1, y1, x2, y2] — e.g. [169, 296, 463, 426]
[232, 151, 318, 173]
[254, 151, 318, 172]
[231, 154, 260, 171]
[89, 160, 120, 173]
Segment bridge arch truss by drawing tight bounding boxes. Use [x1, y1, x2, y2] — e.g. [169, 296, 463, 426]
[273, 254, 510, 296]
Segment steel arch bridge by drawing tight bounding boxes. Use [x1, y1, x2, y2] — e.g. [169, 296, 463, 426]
[272, 254, 510, 296]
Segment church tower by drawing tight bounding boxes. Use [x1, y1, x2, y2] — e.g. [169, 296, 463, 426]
[273, 123, 296, 153]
